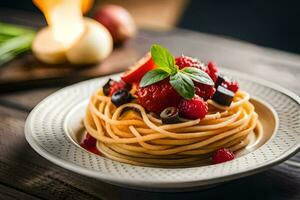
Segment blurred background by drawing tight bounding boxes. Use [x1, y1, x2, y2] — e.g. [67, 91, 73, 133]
[1, 0, 299, 54]
[0, 2, 299, 199]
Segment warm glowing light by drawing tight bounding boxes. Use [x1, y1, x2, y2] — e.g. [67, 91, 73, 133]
[32, 0, 112, 65]
[33, 0, 88, 48]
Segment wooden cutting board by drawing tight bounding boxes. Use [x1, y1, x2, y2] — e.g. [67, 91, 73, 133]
[0, 8, 153, 93]
[0, 40, 144, 93]
[0, 0, 189, 94]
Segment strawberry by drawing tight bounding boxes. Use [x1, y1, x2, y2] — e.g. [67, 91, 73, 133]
[195, 83, 216, 100]
[178, 95, 208, 119]
[137, 45, 218, 113]
[136, 79, 182, 114]
[175, 56, 207, 72]
[222, 80, 239, 93]
[212, 148, 235, 164]
[175, 56, 216, 100]
[207, 61, 219, 83]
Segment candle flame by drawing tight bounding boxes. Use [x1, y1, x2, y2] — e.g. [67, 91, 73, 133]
[33, 0, 93, 48]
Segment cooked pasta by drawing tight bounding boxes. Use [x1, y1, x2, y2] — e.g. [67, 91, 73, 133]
[84, 89, 261, 167]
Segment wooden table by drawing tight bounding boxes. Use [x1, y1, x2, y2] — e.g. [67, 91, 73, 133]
[0, 9, 300, 200]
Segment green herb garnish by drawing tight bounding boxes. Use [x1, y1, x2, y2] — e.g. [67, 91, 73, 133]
[0, 22, 36, 67]
[140, 44, 214, 99]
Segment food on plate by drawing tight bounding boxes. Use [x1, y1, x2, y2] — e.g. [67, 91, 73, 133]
[83, 44, 262, 167]
[212, 148, 235, 164]
[93, 5, 136, 44]
[121, 52, 155, 84]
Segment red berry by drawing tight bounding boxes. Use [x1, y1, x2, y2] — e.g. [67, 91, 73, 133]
[195, 83, 216, 100]
[212, 148, 235, 164]
[207, 61, 219, 83]
[108, 80, 129, 96]
[136, 79, 182, 114]
[175, 57, 216, 100]
[175, 56, 208, 72]
[80, 133, 101, 155]
[178, 95, 208, 119]
[222, 80, 239, 93]
[82, 133, 97, 148]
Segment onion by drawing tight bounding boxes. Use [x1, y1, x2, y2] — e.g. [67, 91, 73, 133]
[32, 18, 113, 65]
[93, 5, 136, 44]
[66, 18, 113, 64]
[32, 27, 67, 64]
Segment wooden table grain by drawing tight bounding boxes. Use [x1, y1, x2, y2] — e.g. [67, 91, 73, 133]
[0, 9, 299, 200]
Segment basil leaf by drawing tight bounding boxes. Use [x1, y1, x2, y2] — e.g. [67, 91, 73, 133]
[170, 71, 195, 99]
[151, 44, 177, 74]
[140, 69, 170, 87]
[181, 67, 214, 86]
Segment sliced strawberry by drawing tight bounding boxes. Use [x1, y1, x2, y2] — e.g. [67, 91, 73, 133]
[121, 52, 155, 84]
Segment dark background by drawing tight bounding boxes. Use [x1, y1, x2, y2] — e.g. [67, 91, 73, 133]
[179, 0, 300, 54]
[1, 0, 299, 54]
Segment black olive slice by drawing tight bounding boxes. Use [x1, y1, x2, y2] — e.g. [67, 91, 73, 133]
[212, 86, 235, 106]
[160, 107, 181, 124]
[215, 74, 228, 88]
[103, 78, 114, 96]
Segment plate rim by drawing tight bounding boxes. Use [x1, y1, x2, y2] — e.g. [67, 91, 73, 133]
[24, 68, 300, 188]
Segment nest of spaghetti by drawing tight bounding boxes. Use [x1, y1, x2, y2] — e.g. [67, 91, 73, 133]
[84, 89, 261, 167]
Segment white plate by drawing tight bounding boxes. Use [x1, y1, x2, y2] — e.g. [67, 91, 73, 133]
[25, 69, 300, 190]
